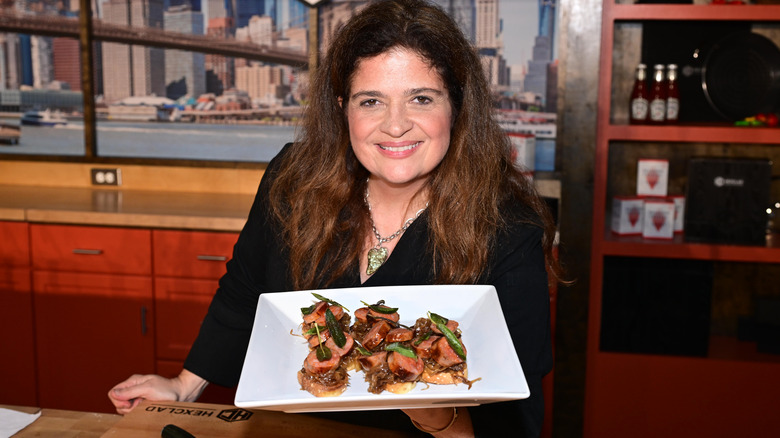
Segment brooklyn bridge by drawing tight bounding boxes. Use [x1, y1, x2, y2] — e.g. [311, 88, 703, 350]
[0, 9, 309, 68]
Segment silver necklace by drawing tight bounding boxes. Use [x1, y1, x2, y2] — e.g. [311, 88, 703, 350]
[364, 186, 427, 276]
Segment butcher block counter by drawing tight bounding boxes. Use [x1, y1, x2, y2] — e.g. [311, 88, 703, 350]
[2, 402, 417, 437]
[0, 185, 255, 232]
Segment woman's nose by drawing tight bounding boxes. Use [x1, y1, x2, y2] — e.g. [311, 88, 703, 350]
[381, 105, 413, 137]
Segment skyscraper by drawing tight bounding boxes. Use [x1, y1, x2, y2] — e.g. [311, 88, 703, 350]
[53, 37, 81, 91]
[0, 34, 23, 91]
[235, 0, 265, 28]
[101, 0, 166, 102]
[164, 5, 206, 100]
[31, 36, 54, 89]
[205, 16, 235, 94]
[432, 0, 475, 43]
[523, 0, 557, 110]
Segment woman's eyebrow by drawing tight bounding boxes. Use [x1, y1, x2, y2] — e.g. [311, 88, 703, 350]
[408, 87, 445, 96]
[350, 88, 445, 100]
[350, 90, 383, 100]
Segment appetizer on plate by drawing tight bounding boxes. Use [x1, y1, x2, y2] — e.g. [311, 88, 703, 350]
[297, 294, 354, 397]
[296, 294, 472, 397]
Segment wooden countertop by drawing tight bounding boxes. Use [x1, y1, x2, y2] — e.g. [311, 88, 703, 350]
[0, 185, 255, 232]
[2, 404, 121, 437]
[3, 402, 417, 437]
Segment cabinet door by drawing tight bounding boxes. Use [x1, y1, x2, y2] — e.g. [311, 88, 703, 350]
[0, 267, 37, 406]
[33, 271, 154, 413]
[0, 221, 30, 267]
[152, 230, 237, 279]
[31, 224, 152, 275]
[154, 277, 218, 361]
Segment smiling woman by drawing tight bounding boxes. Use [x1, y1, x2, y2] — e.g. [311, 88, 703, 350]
[108, 2, 564, 438]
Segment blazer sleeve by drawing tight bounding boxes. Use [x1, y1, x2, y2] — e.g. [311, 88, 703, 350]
[183, 146, 291, 387]
[470, 223, 553, 438]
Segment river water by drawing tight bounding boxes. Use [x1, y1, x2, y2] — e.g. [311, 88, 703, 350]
[0, 118, 556, 171]
[0, 118, 298, 162]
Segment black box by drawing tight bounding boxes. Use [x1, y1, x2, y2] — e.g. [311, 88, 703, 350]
[600, 257, 713, 357]
[684, 157, 772, 245]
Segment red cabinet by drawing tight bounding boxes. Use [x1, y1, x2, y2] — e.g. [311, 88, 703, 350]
[0, 221, 37, 406]
[31, 224, 152, 275]
[30, 224, 154, 413]
[152, 229, 238, 405]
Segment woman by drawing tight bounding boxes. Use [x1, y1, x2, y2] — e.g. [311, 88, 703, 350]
[109, 1, 563, 436]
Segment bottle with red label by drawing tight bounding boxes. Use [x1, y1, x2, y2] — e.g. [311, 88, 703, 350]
[629, 63, 649, 124]
[665, 64, 680, 124]
[648, 64, 667, 124]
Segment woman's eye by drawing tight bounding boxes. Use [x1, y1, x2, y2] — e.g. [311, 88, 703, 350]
[360, 99, 379, 107]
[413, 96, 433, 105]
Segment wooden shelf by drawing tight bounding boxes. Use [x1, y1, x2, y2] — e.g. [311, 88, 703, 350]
[604, 123, 780, 144]
[609, 4, 780, 22]
[586, 2, 780, 436]
[602, 231, 780, 263]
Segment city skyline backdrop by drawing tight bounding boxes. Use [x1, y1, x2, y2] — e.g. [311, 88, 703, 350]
[0, 0, 557, 112]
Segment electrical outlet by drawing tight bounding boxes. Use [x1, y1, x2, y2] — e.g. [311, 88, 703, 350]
[91, 168, 122, 186]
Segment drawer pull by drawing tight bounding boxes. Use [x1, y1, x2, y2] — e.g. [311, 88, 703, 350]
[72, 248, 103, 255]
[196, 255, 227, 262]
[141, 306, 148, 336]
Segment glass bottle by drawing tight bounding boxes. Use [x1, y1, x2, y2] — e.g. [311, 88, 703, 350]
[665, 64, 680, 124]
[629, 63, 649, 124]
[648, 64, 667, 125]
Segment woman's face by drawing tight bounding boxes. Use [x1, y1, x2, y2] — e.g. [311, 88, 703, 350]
[344, 48, 452, 189]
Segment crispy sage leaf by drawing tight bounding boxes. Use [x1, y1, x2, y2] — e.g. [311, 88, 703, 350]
[303, 325, 326, 336]
[385, 342, 417, 359]
[316, 344, 332, 361]
[428, 311, 465, 360]
[325, 308, 346, 348]
[428, 312, 449, 325]
[312, 293, 349, 312]
[300, 303, 317, 315]
[360, 300, 398, 314]
[313, 324, 332, 361]
[413, 330, 432, 346]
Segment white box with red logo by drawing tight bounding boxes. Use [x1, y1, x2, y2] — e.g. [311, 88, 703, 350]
[642, 198, 675, 239]
[611, 196, 644, 235]
[637, 159, 669, 197]
[668, 194, 685, 233]
[508, 133, 536, 171]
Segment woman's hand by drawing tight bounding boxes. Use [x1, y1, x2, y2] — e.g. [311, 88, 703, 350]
[108, 369, 208, 415]
[402, 407, 473, 437]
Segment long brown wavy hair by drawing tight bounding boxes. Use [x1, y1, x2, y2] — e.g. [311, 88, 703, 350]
[269, 0, 564, 290]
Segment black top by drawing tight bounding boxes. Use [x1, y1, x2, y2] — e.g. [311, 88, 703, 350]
[185, 146, 553, 437]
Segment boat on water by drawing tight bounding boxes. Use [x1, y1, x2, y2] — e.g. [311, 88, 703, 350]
[0, 123, 21, 145]
[20, 109, 68, 127]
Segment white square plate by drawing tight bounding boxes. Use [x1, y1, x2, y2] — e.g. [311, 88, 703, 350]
[234, 285, 529, 412]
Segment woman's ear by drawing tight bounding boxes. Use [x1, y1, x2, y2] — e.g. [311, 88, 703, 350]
[337, 97, 343, 108]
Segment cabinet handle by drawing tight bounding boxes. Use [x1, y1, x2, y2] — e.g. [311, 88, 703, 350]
[141, 306, 148, 336]
[72, 248, 103, 255]
[196, 255, 228, 262]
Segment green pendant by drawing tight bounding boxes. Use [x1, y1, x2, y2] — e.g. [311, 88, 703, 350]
[366, 246, 388, 276]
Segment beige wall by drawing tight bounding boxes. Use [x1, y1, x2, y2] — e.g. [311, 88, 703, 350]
[0, 161, 265, 195]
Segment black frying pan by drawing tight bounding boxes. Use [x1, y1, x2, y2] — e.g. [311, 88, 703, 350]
[702, 31, 780, 121]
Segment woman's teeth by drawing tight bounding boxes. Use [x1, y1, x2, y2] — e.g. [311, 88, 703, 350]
[379, 142, 420, 152]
